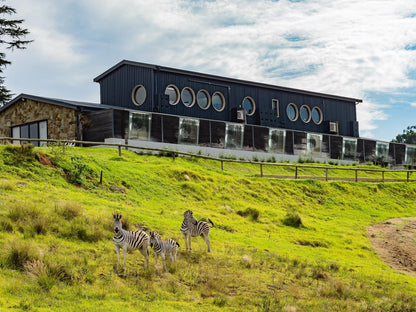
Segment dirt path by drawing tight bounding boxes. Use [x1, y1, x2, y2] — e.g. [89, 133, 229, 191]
[368, 217, 416, 278]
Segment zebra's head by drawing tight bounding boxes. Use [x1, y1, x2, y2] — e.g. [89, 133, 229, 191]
[184, 210, 197, 225]
[113, 213, 122, 234]
[149, 231, 161, 247]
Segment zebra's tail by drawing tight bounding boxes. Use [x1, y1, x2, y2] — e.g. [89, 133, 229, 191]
[208, 218, 214, 227]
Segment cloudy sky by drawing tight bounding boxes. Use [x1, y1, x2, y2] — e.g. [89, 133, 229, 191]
[4, 0, 416, 141]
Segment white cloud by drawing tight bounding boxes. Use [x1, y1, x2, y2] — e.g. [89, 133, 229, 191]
[6, 0, 416, 138]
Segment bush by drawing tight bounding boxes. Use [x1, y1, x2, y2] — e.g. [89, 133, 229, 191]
[237, 208, 260, 221]
[3, 239, 41, 270]
[282, 209, 303, 228]
[55, 201, 82, 221]
[4, 144, 37, 165]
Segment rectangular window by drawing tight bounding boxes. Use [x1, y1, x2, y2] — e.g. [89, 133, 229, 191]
[12, 126, 20, 145]
[307, 133, 322, 156]
[375, 142, 389, 162]
[39, 121, 48, 146]
[129, 112, 151, 141]
[225, 123, 243, 149]
[29, 123, 39, 146]
[405, 145, 416, 166]
[178, 118, 199, 145]
[268, 129, 285, 153]
[272, 99, 279, 117]
[342, 138, 357, 161]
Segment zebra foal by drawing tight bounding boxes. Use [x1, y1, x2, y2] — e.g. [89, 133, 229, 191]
[180, 210, 214, 252]
[149, 231, 180, 271]
[112, 213, 149, 268]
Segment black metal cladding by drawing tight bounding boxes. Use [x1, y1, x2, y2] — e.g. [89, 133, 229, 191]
[94, 61, 361, 137]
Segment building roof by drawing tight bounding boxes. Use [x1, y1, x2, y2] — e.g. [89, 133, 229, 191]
[1, 94, 121, 113]
[94, 60, 363, 104]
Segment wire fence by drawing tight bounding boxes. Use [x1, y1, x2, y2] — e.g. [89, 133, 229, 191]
[1, 137, 415, 183]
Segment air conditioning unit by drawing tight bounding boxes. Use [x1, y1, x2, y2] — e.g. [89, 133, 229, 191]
[329, 121, 338, 133]
[236, 109, 246, 122]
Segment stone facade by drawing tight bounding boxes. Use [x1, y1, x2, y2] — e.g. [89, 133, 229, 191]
[0, 99, 78, 140]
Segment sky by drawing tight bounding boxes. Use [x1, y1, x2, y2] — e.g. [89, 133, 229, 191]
[4, 0, 416, 142]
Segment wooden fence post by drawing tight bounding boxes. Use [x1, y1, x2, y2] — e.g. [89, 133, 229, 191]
[355, 169, 358, 182]
[260, 164, 263, 177]
[221, 160, 223, 171]
[118, 145, 122, 157]
[325, 168, 328, 181]
[100, 170, 103, 184]
[295, 166, 298, 179]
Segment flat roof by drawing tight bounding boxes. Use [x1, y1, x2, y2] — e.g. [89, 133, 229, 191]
[94, 60, 363, 104]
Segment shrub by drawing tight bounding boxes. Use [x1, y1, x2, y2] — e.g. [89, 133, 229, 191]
[282, 208, 303, 228]
[237, 208, 260, 221]
[55, 201, 82, 221]
[213, 294, 227, 307]
[3, 239, 40, 270]
[4, 144, 37, 165]
[0, 219, 13, 232]
[0, 179, 15, 191]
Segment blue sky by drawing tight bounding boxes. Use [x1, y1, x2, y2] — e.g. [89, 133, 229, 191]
[4, 0, 416, 142]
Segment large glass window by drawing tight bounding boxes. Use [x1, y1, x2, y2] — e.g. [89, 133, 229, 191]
[181, 87, 195, 107]
[212, 92, 225, 112]
[312, 107, 323, 124]
[197, 89, 210, 110]
[405, 145, 416, 166]
[179, 118, 199, 145]
[12, 126, 19, 145]
[129, 112, 151, 141]
[272, 99, 279, 117]
[375, 142, 389, 162]
[132, 85, 147, 106]
[342, 138, 357, 160]
[268, 129, 285, 153]
[307, 133, 322, 156]
[242, 96, 255, 116]
[165, 84, 180, 105]
[225, 124, 243, 149]
[287, 103, 298, 121]
[300, 105, 311, 123]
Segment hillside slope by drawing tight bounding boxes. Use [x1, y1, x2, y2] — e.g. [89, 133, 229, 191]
[0, 144, 416, 311]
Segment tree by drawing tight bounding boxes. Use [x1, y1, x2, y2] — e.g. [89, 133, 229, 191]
[392, 125, 416, 144]
[0, 1, 32, 105]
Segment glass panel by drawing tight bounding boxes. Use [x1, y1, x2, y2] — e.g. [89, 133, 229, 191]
[405, 146, 416, 166]
[197, 90, 209, 109]
[29, 123, 39, 146]
[165, 86, 178, 105]
[225, 124, 243, 149]
[181, 88, 194, 107]
[243, 97, 254, 115]
[343, 138, 357, 160]
[212, 92, 225, 111]
[133, 86, 146, 105]
[129, 112, 151, 141]
[179, 118, 199, 145]
[39, 121, 48, 147]
[287, 104, 297, 121]
[307, 133, 322, 156]
[375, 142, 389, 162]
[268, 129, 285, 153]
[12, 126, 20, 145]
[300, 106, 310, 122]
[312, 107, 322, 124]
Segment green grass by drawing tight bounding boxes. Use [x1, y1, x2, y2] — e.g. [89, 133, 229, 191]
[0, 144, 416, 311]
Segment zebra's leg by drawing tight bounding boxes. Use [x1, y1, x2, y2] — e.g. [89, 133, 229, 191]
[139, 247, 149, 269]
[122, 246, 128, 267]
[183, 233, 188, 252]
[115, 245, 121, 266]
[161, 252, 166, 271]
[202, 234, 211, 252]
[188, 235, 192, 252]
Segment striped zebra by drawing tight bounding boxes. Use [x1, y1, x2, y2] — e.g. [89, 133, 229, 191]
[113, 213, 149, 268]
[180, 210, 214, 252]
[149, 231, 180, 271]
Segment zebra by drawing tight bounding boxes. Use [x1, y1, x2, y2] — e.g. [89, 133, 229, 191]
[112, 213, 149, 269]
[180, 210, 214, 252]
[149, 231, 180, 271]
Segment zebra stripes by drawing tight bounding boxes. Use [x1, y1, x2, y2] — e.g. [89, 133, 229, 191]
[150, 231, 180, 270]
[180, 210, 214, 252]
[113, 213, 149, 268]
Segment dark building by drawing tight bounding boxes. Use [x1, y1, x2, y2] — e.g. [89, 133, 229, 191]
[1, 60, 415, 166]
[94, 60, 361, 137]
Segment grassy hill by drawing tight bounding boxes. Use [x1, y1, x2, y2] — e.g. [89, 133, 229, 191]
[0, 144, 415, 311]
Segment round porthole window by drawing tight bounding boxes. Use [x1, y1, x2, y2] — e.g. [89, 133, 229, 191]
[181, 87, 195, 107]
[132, 85, 147, 106]
[312, 107, 323, 124]
[165, 84, 180, 105]
[287, 103, 298, 121]
[242, 96, 256, 116]
[197, 89, 210, 110]
[300, 105, 311, 123]
[212, 92, 225, 112]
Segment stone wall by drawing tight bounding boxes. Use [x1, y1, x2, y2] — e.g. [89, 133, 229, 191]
[0, 99, 78, 140]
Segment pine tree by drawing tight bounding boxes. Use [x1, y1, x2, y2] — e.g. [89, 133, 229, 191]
[0, 1, 32, 105]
